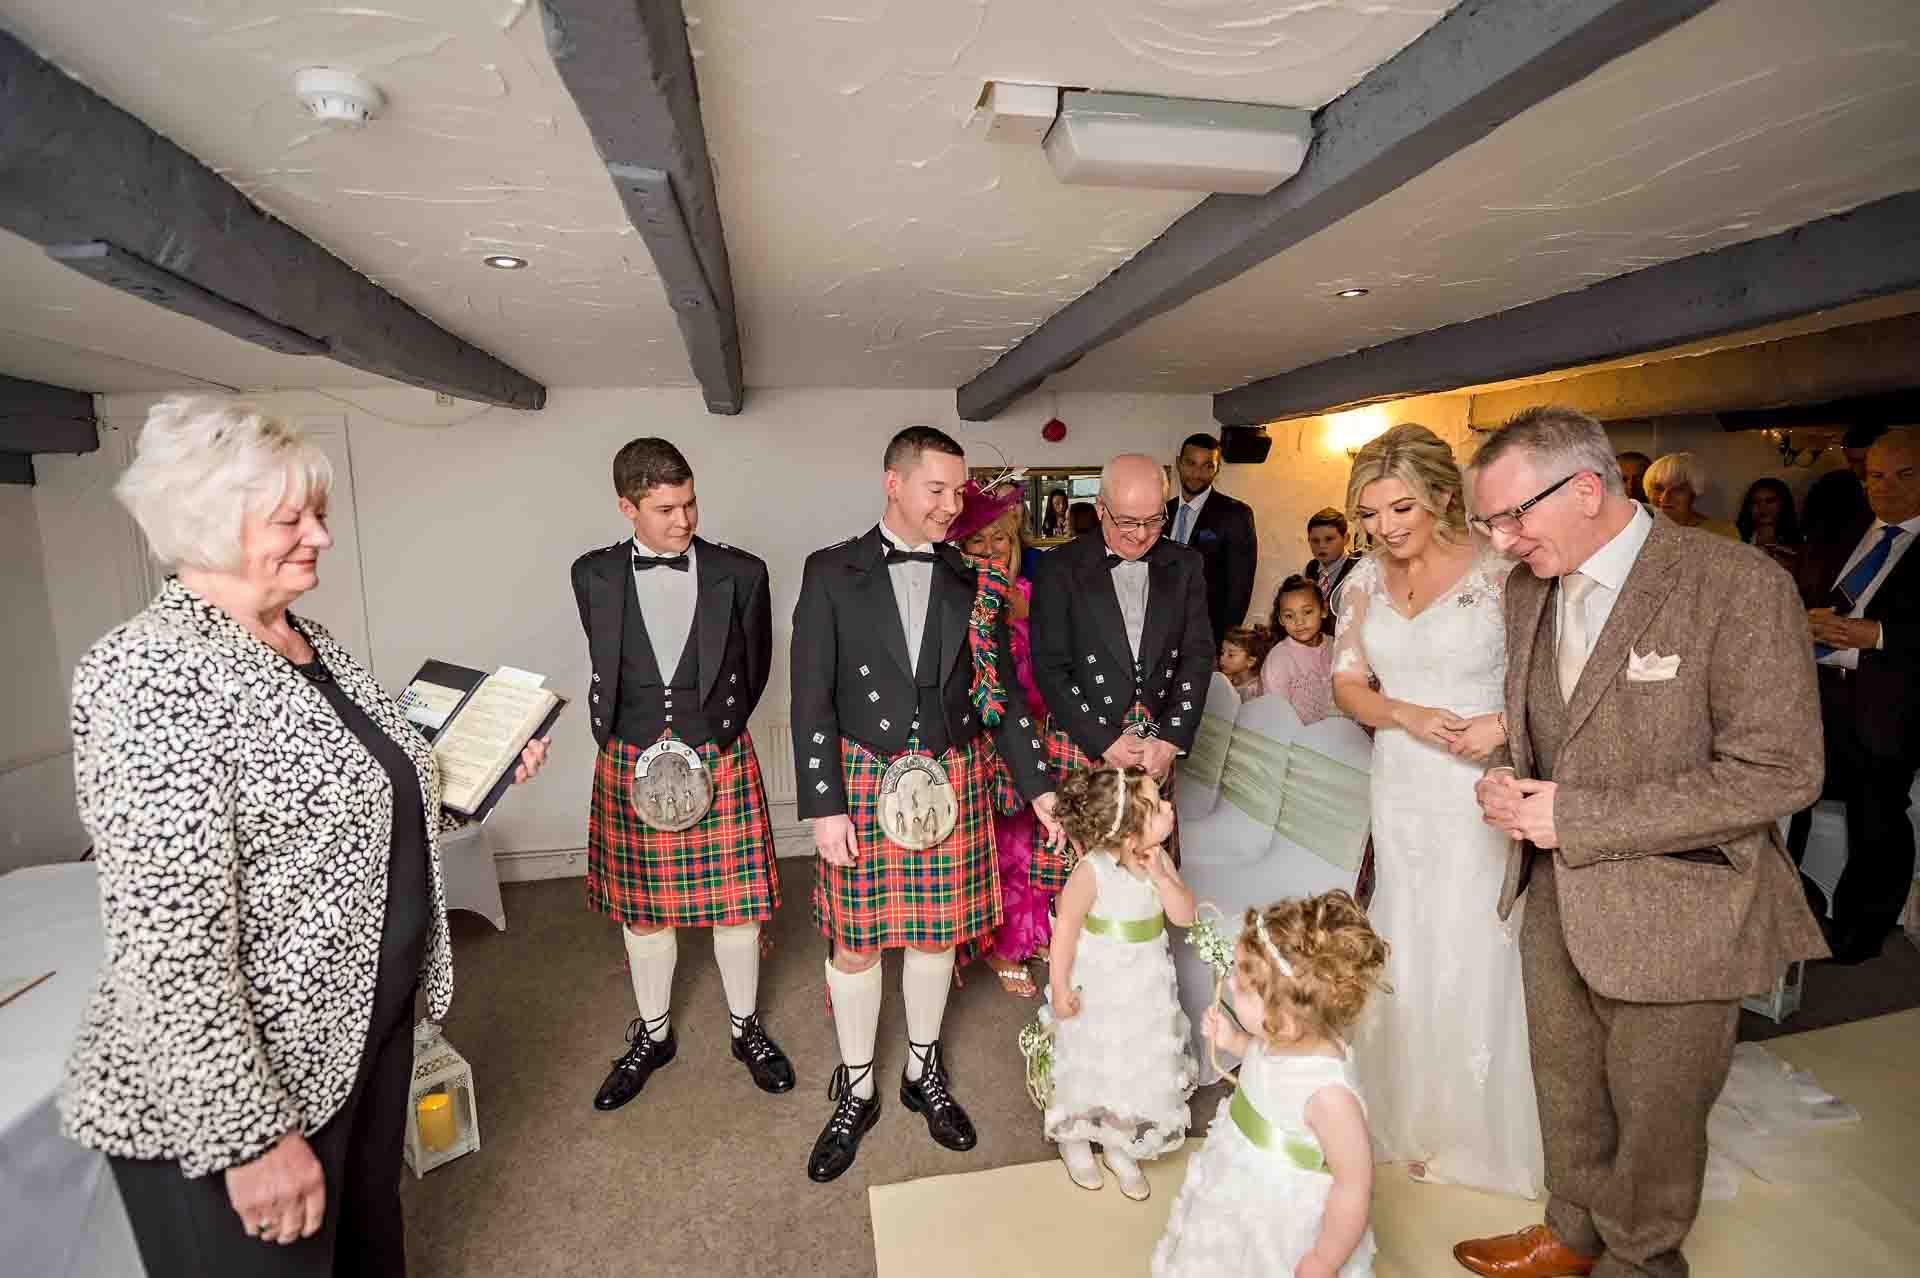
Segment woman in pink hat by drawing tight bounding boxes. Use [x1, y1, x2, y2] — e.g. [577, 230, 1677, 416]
[948, 479, 1057, 997]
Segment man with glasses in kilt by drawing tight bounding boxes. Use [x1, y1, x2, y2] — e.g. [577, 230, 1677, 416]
[791, 425, 1064, 1183]
[572, 438, 793, 1115]
[1029, 453, 1216, 893]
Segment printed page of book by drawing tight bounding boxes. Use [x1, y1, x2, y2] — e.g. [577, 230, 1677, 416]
[434, 675, 558, 812]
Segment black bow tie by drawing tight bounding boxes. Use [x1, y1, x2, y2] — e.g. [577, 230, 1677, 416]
[1105, 552, 1142, 570]
[633, 552, 689, 572]
[885, 547, 938, 566]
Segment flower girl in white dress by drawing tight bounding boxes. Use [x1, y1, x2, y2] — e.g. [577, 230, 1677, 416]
[1044, 766, 1198, 1201]
[1154, 893, 1389, 1278]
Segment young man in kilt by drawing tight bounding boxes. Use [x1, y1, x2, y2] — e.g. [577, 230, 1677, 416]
[1029, 452, 1215, 890]
[572, 437, 793, 1113]
[791, 426, 1064, 1183]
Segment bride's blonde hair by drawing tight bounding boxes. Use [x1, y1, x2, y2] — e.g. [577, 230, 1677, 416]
[1344, 423, 1469, 547]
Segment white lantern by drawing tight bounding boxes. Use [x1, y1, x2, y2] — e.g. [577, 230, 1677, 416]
[404, 1020, 480, 1176]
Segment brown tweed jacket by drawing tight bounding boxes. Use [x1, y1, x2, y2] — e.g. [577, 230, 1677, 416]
[1497, 517, 1829, 1002]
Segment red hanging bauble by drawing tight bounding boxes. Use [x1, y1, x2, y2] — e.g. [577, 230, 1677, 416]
[1041, 417, 1067, 443]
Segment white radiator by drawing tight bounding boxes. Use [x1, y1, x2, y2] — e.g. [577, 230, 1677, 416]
[755, 719, 797, 804]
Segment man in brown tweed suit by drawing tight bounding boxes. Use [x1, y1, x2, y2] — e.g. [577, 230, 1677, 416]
[1454, 407, 1828, 1278]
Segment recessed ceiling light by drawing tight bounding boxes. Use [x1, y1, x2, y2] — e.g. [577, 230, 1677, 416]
[1334, 287, 1369, 298]
[483, 254, 528, 270]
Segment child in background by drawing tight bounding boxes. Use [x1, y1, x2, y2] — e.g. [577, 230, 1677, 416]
[1153, 892, 1388, 1278]
[1045, 767, 1199, 1201]
[1217, 625, 1272, 700]
[1263, 575, 1338, 724]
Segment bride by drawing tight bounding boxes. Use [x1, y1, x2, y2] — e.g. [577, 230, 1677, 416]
[1330, 423, 1544, 1199]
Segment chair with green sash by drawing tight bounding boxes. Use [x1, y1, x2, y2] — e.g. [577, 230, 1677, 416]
[1172, 696, 1373, 1075]
[1173, 672, 1240, 822]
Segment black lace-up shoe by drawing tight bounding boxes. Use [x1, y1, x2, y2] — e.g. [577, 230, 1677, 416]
[730, 1013, 796, 1093]
[807, 1063, 880, 1183]
[900, 1040, 976, 1152]
[593, 1018, 676, 1111]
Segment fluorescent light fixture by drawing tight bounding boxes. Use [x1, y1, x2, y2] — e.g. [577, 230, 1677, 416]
[1043, 91, 1311, 195]
[1335, 287, 1370, 298]
[483, 254, 528, 270]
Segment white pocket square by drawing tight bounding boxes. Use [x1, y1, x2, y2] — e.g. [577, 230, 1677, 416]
[1626, 648, 1681, 682]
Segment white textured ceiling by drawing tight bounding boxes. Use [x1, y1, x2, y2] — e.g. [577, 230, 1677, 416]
[1051, 0, 1920, 396]
[0, 0, 690, 392]
[0, 0, 1454, 395]
[684, 0, 1455, 388]
[0, 0, 1913, 404]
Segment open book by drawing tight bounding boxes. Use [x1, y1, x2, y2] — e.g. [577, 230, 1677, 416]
[399, 661, 568, 820]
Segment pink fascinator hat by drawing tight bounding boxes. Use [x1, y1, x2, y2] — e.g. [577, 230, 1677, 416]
[945, 475, 1026, 544]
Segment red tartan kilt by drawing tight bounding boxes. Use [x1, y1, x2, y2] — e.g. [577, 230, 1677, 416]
[586, 732, 779, 927]
[812, 735, 999, 952]
[1031, 707, 1180, 894]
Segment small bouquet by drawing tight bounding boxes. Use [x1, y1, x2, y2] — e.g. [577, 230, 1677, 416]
[1186, 902, 1240, 1084]
[1017, 1003, 1057, 1111]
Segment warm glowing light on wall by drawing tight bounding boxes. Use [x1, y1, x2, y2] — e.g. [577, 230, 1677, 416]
[1327, 407, 1391, 456]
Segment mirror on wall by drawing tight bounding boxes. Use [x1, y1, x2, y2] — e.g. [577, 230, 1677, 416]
[969, 465, 1105, 545]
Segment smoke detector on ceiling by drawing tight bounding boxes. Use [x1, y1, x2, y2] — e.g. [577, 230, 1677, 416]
[294, 68, 386, 127]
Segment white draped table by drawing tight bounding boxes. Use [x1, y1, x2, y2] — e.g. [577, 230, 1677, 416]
[0, 863, 144, 1277]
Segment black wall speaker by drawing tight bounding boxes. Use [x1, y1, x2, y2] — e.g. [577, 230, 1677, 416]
[1219, 426, 1273, 465]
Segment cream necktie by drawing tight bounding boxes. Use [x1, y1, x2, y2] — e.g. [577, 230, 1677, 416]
[1558, 572, 1598, 701]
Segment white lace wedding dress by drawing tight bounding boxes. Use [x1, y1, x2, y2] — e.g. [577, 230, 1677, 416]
[1333, 544, 1545, 1199]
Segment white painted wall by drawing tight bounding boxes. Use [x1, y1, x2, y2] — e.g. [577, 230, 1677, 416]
[0, 484, 92, 870]
[68, 386, 1211, 870]
[1228, 394, 1475, 630]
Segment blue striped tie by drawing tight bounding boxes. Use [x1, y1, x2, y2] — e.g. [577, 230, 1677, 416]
[1173, 504, 1190, 544]
[1815, 525, 1902, 658]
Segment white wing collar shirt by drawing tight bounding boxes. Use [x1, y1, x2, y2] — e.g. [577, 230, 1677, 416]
[631, 537, 698, 676]
[1111, 555, 1151, 660]
[880, 522, 935, 674]
[1819, 513, 1920, 671]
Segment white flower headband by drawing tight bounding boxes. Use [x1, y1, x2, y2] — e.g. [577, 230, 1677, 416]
[1104, 775, 1128, 839]
[1252, 914, 1296, 978]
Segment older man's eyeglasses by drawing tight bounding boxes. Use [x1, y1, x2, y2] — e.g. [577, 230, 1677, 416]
[1105, 511, 1168, 534]
[1469, 472, 1581, 537]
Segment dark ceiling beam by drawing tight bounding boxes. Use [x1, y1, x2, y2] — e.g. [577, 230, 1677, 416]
[1717, 390, 1920, 433]
[0, 29, 546, 410]
[1464, 310, 1920, 427]
[956, 0, 1717, 421]
[1216, 190, 1920, 425]
[543, 0, 744, 415]
[0, 454, 34, 486]
[0, 372, 97, 454]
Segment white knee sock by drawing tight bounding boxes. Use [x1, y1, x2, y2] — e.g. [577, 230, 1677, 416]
[901, 946, 956, 1082]
[622, 926, 676, 1041]
[824, 959, 883, 1100]
[712, 922, 761, 1037]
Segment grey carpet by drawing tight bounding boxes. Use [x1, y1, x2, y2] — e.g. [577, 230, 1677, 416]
[399, 858, 1919, 1276]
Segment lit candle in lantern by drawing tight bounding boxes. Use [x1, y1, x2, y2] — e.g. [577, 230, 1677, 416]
[416, 1092, 455, 1152]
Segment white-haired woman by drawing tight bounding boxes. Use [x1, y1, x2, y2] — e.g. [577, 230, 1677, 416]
[1643, 452, 1739, 540]
[1330, 423, 1545, 1201]
[60, 397, 547, 1276]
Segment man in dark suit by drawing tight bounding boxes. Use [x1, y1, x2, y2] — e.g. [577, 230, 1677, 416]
[1167, 432, 1257, 644]
[790, 426, 1062, 1183]
[1034, 452, 1215, 825]
[1301, 506, 1361, 634]
[570, 438, 792, 1115]
[1794, 427, 1920, 963]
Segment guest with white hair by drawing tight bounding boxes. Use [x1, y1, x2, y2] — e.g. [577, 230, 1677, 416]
[1642, 451, 1740, 540]
[60, 396, 548, 1276]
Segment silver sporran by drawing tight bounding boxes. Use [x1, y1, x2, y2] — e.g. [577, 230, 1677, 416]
[629, 738, 714, 832]
[877, 753, 958, 850]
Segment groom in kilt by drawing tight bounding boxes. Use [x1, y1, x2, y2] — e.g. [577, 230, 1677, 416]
[792, 425, 1063, 1183]
[1029, 452, 1216, 890]
[572, 437, 793, 1114]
